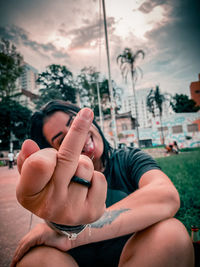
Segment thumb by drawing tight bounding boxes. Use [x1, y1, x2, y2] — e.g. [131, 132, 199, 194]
[17, 139, 40, 173]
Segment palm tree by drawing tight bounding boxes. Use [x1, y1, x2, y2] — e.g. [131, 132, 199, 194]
[146, 85, 166, 144]
[117, 48, 145, 147]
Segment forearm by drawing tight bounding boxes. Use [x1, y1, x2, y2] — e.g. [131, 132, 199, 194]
[79, 181, 180, 246]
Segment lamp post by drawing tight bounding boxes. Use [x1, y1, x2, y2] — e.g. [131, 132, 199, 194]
[102, 0, 118, 147]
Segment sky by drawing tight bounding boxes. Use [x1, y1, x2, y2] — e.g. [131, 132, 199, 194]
[0, 0, 200, 97]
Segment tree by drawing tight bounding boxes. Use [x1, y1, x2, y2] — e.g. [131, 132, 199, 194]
[117, 48, 145, 146]
[0, 38, 23, 99]
[170, 94, 200, 113]
[146, 85, 166, 144]
[35, 64, 77, 108]
[76, 66, 122, 116]
[0, 98, 32, 150]
[76, 66, 99, 111]
[0, 39, 32, 151]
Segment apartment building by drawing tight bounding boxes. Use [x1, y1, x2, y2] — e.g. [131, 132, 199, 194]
[119, 88, 171, 128]
[190, 73, 200, 106]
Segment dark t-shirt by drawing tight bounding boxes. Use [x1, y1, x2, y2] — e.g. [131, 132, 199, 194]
[104, 147, 161, 207]
[68, 147, 161, 266]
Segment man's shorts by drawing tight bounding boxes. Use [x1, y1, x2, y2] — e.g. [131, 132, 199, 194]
[68, 234, 133, 267]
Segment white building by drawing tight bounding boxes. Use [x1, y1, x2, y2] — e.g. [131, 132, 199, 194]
[119, 88, 171, 128]
[119, 112, 200, 148]
[16, 62, 39, 110]
[18, 62, 39, 94]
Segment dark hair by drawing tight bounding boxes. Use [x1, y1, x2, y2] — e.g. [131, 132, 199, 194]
[30, 100, 112, 167]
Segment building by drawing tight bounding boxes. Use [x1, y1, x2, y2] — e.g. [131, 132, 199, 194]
[123, 112, 200, 148]
[20, 89, 38, 110]
[97, 112, 135, 146]
[16, 62, 39, 110]
[190, 73, 200, 106]
[97, 110, 200, 148]
[18, 62, 39, 94]
[119, 88, 171, 128]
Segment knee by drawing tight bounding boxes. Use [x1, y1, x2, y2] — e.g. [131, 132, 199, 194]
[119, 218, 194, 266]
[16, 246, 49, 267]
[16, 246, 77, 267]
[153, 218, 192, 252]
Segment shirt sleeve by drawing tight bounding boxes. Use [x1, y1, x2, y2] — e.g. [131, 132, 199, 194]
[126, 148, 161, 189]
[105, 148, 161, 194]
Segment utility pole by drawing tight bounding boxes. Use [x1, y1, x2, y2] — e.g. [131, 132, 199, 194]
[96, 82, 104, 130]
[102, 0, 118, 148]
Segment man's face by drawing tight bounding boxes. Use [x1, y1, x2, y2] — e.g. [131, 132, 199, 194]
[42, 111, 104, 162]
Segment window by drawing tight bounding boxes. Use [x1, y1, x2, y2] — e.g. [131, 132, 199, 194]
[187, 124, 198, 132]
[172, 125, 183, 134]
[122, 123, 128, 131]
[158, 126, 168, 131]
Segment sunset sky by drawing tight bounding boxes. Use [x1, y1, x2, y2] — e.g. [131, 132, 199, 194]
[0, 0, 200, 96]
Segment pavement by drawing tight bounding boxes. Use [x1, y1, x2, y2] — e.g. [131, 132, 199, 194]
[0, 166, 43, 267]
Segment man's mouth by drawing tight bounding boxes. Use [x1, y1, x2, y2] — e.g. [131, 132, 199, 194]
[82, 134, 95, 158]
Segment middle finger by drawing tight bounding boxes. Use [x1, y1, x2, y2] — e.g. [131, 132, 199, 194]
[54, 108, 94, 186]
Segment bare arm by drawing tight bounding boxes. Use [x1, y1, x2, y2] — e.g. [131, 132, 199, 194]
[11, 169, 180, 265]
[79, 169, 180, 245]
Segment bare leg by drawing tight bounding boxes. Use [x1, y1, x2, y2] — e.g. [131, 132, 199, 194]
[119, 218, 194, 267]
[16, 246, 78, 267]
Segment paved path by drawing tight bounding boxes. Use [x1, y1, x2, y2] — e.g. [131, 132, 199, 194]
[0, 166, 42, 267]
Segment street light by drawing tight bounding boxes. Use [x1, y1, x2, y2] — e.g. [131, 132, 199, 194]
[102, 0, 118, 148]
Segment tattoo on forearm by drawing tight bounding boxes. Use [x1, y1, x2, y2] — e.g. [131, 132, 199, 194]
[91, 208, 130, 229]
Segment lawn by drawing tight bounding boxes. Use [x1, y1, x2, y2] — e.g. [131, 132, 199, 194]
[156, 148, 200, 233]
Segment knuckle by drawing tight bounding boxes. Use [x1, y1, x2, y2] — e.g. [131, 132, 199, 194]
[93, 171, 107, 188]
[70, 122, 87, 134]
[57, 148, 77, 164]
[25, 154, 49, 173]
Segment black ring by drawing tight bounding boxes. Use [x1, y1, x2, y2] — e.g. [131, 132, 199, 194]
[71, 176, 91, 188]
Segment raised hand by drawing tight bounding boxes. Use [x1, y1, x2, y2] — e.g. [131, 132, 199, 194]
[16, 108, 107, 225]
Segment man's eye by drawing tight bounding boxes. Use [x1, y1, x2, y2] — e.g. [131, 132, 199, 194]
[66, 115, 74, 127]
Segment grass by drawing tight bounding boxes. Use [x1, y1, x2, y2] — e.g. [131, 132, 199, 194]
[156, 148, 200, 233]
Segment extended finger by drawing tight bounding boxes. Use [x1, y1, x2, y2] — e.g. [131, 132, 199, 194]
[56, 108, 94, 185]
[17, 139, 40, 174]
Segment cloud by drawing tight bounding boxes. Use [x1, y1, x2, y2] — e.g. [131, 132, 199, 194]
[0, 25, 70, 60]
[138, 0, 167, 13]
[59, 16, 116, 50]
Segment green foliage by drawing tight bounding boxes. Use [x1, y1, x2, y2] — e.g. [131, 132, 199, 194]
[0, 98, 32, 149]
[146, 86, 168, 144]
[35, 64, 77, 108]
[76, 66, 99, 112]
[117, 47, 145, 83]
[76, 66, 122, 116]
[156, 149, 200, 232]
[170, 93, 200, 113]
[146, 86, 166, 117]
[0, 38, 23, 99]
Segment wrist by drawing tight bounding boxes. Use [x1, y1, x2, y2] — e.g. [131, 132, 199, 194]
[46, 221, 90, 240]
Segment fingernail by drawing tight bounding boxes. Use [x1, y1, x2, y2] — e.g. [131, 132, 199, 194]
[79, 108, 93, 121]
